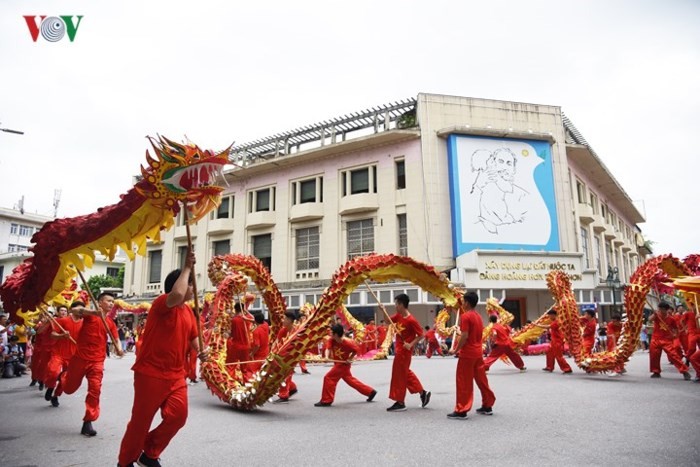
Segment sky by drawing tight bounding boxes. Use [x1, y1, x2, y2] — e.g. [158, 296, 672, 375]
[1, 0, 699, 258]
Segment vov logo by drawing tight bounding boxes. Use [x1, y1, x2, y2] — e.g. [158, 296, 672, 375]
[23, 16, 83, 42]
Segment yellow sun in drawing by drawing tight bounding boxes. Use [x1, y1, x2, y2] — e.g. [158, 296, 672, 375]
[522, 149, 530, 157]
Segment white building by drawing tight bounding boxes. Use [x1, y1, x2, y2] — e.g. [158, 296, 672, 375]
[123, 93, 650, 326]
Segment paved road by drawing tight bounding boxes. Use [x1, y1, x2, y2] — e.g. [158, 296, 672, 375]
[1, 351, 698, 467]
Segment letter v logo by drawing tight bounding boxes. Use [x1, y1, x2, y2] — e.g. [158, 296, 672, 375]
[61, 16, 84, 42]
[23, 15, 46, 42]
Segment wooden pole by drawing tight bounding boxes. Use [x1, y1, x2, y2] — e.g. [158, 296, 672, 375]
[181, 205, 205, 351]
[75, 268, 121, 355]
[41, 308, 77, 345]
[364, 280, 394, 326]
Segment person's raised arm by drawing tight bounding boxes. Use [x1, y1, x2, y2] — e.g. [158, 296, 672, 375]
[166, 250, 195, 308]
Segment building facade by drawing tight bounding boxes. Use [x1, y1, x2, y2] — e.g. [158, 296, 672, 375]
[123, 93, 649, 326]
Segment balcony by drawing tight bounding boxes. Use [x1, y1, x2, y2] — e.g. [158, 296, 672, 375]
[339, 193, 379, 215]
[289, 202, 324, 223]
[208, 218, 235, 235]
[578, 203, 594, 225]
[246, 210, 276, 229]
[173, 225, 196, 241]
[591, 214, 606, 233]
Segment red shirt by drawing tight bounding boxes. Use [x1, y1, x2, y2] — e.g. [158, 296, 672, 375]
[131, 294, 197, 380]
[582, 318, 597, 339]
[324, 337, 360, 364]
[491, 323, 514, 347]
[651, 312, 677, 342]
[550, 320, 564, 345]
[458, 310, 484, 359]
[52, 316, 83, 359]
[682, 310, 699, 334]
[75, 314, 118, 362]
[425, 329, 438, 344]
[377, 325, 388, 345]
[252, 322, 270, 360]
[365, 324, 377, 342]
[606, 321, 622, 341]
[229, 314, 251, 351]
[33, 325, 54, 351]
[390, 313, 423, 354]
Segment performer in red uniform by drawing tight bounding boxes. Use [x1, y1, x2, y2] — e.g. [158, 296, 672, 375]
[581, 310, 597, 355]
[118, 251, 205, 467]
[483, 315, 526, 372]
[44, 303, 83, 406]
[649, 301, 691, 380]
[365, 319, 378, 351]
[423, 325, 443, 358]
[448, 291, 496, 420]
[386, 293, 430, 412]
[605, 314, 626, 376]
[250, 312, 270, 373]
[537, 309, 573, 374]
[314, 324, 377, 407]
[30, 314, 53, 391]
[682, 303, 699, 367]
[185, 307, 202, 384]
[377, 320, 388, 349]
[225, 303, 253, 380]
[55, 292, 122, 436]
[273, 311, 299, 403]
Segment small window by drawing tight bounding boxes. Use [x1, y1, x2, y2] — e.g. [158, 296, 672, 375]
[10, 223, 18, 235]
[395, 159, 406, 190]
[398, 214, 407, 256]
[576, 180, 586, 204]
[148, 250, 162, 284]
[351, 168, 369, 194]
[580, 227, 590, 269]
[213, 239, 230, 256]
[19, 225, 33, 237]
[296, 227, 320, 271]
[347, 219, 374, 259]
[256, 189, 270, 211]
[341, 165, 378, 197]
[300, 179, 316, 203]
[250, 187, 275, 213]
[178, 245, 191, 269]
[253, 234, 272, 271]
[216, 196, 233, 219]
[106, 267, 120, 278]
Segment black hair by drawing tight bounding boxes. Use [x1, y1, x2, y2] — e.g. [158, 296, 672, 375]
[253, 312, 265, 324]
[463, 291, 479, 308]
[284, 310, 296, 321]
[424, 325, 430, 330]
[546, 309, 557, 315]
[97, 291, 115, 301]
[489, 315, 498, 323]
[71, 301, 85, 308]
[658, 301, 672, 310]
[394, 293, 409, 308]
[585, 309, 596, 318]
[612, 314, 622, 321]
[331, 323, 344, 337]
[234, 303, 243, 313]
[164, 269, 181, 294]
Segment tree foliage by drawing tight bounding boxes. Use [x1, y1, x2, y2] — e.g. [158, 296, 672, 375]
[84, 273, 123, 300]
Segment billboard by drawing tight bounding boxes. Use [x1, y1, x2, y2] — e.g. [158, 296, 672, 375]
[447, 135, 560, 256]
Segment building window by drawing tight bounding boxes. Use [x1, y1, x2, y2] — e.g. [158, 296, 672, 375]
[398, 214, 408, 256]
[601, 204, 607, 221]
[8, 244, 29, 253]
[395, 159, 406, 190]
[575, 179, 586, 204]
[341, 165, 377, 197]
[215, 196, 233, 219]
[595, 236, 602, 276]
[148, 250, 162, 284]
[249, 187, 276, 213]
[10, 223, 18, 235]
[606, 240, 613, 270]
[347, 219, 374, 259]
[589, 193, 599, 215]
[106, 267, 120, 278]
[212, 239, 230, 256]
[296, 227, 320, 272]
[178, 245, 194, 269]
[253, 234, 272, 271]
[292, 177, 323, 205]
[580, 227, 590, 269]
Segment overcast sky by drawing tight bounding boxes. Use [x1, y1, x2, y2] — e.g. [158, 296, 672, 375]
[1, 0, 698, 258]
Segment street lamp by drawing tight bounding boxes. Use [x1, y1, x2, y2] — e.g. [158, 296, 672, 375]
[605, 266, 621, 319]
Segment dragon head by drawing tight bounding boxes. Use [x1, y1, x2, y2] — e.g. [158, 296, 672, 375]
[135, 136, 230, 221]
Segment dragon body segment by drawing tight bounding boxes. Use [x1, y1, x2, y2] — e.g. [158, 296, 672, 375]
[0, 137, 228, 320]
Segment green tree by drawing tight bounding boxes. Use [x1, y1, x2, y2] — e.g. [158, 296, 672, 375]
[84, 274, 122, 300]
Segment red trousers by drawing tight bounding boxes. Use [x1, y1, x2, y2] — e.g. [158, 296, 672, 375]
[583, 337, 595, 355]
[31, 348, 51, 383]
[650, 338, 689, 374]
[320, 363, 373, 403]
[186, 348, 198, 382]
[426, 342, 443, 358]
[118, 373, 188, 465]
[278, 373, 297, 398]
[484, 344, 525, 369]
[454, 356, 495, 413]
[44, 353, 70, 389]
[389, 350, 424, 403]
[56, 356, 104, 422]
[690, 348, 700, 377]
[545, 343, 572, 372]
[226, 346, 252, 381]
